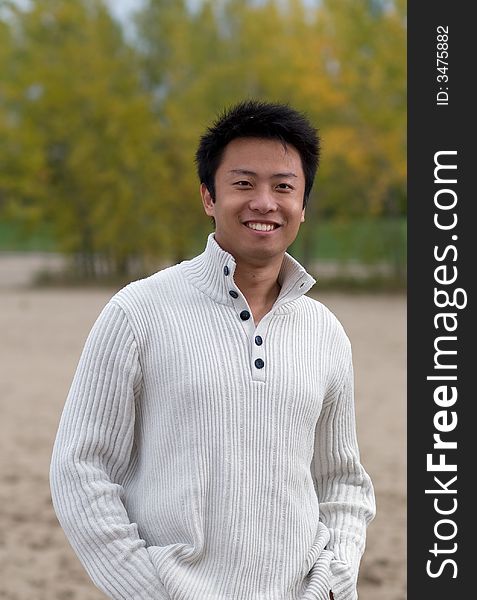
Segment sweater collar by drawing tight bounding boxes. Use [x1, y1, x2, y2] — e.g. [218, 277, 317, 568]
[181, 233, 316, 308]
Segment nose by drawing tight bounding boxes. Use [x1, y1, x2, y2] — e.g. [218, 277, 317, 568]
[248, 187, 278, 213]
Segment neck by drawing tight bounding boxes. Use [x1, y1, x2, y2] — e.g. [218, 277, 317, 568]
[233, 256, 284, 322]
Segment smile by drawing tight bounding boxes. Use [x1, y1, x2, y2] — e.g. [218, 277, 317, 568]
[244, 222, 279, 232]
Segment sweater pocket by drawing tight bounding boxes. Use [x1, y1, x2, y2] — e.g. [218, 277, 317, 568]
[302, 521, 331, 578]
[301, 548, 334, 600]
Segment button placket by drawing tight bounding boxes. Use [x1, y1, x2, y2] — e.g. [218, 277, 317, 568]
[237, 307, 256, 340]
[214, 248, 315, 383]
[222, 263, 274, 382]
[250, 314, 274, 383]
[223, 266, 256, 340]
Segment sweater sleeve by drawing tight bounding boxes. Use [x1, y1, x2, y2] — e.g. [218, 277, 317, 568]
[311, 359, 376, 600]
[49, 300, 169, 600]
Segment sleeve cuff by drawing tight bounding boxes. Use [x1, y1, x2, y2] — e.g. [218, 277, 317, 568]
[140, 575, 169, 600]
[329, 559, 358, 600]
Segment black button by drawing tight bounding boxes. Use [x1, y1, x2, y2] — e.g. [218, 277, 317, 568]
[224, 265, 229, 275]
[255, 358, 265, 369]
[240, 310, 250, 321]
[229, 290, 239, 298]
[255, 336, 263, 346]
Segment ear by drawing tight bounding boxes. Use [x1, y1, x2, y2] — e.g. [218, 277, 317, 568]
[300, 207, 306, 223]
[200, 183, 215, 217]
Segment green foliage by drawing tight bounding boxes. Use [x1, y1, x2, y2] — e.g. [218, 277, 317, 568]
[0, 0, 406, 280]
[0, 221, 55, 251]
[1, 0, 169, 276]
[291, 216, 406, 272]
[316, 0, 407, 219]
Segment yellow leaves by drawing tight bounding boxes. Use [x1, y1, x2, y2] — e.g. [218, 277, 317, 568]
[1, 0, 406, 275]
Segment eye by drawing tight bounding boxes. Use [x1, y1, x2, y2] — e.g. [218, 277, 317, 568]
[276, 183, 294, 191]
[233, 180, 252, 187]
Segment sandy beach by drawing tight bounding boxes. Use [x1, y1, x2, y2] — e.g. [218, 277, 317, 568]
[0, 280, 406, 600]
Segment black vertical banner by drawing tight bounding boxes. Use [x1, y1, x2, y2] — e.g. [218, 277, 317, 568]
[408, 2, 473, 598]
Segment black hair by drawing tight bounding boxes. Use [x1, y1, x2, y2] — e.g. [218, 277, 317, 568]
[195, 99, 320, 207]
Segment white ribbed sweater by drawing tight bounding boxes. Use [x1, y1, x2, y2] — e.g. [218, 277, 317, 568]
[50, 234, 375, 600]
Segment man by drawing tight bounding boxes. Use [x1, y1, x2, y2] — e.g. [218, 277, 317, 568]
[50, 100, 375, 600]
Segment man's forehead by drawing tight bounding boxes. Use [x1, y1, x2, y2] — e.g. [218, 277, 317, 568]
[218, 137, 303, 173]
[227, 168, 299, 179]
[222, 136, 296, 152]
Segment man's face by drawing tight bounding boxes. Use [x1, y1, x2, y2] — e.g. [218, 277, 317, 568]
[200, 137, 306, 267]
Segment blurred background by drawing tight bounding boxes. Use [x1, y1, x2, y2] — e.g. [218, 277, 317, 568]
[0, 0, 406, 598]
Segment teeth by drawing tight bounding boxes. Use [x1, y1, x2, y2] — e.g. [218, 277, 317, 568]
[246, 222, 276, 232]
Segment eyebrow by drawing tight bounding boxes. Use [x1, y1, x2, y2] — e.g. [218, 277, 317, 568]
[228, 169, 298, 178]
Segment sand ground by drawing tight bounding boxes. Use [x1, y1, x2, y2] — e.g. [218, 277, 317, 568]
[0, 281, 406, 600]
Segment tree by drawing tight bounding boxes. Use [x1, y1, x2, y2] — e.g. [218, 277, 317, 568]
[2, 0, 169, 277]
[0, 10, 47, 229]
[1, 0, 406, 278]
[316, 0, 406, 218]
